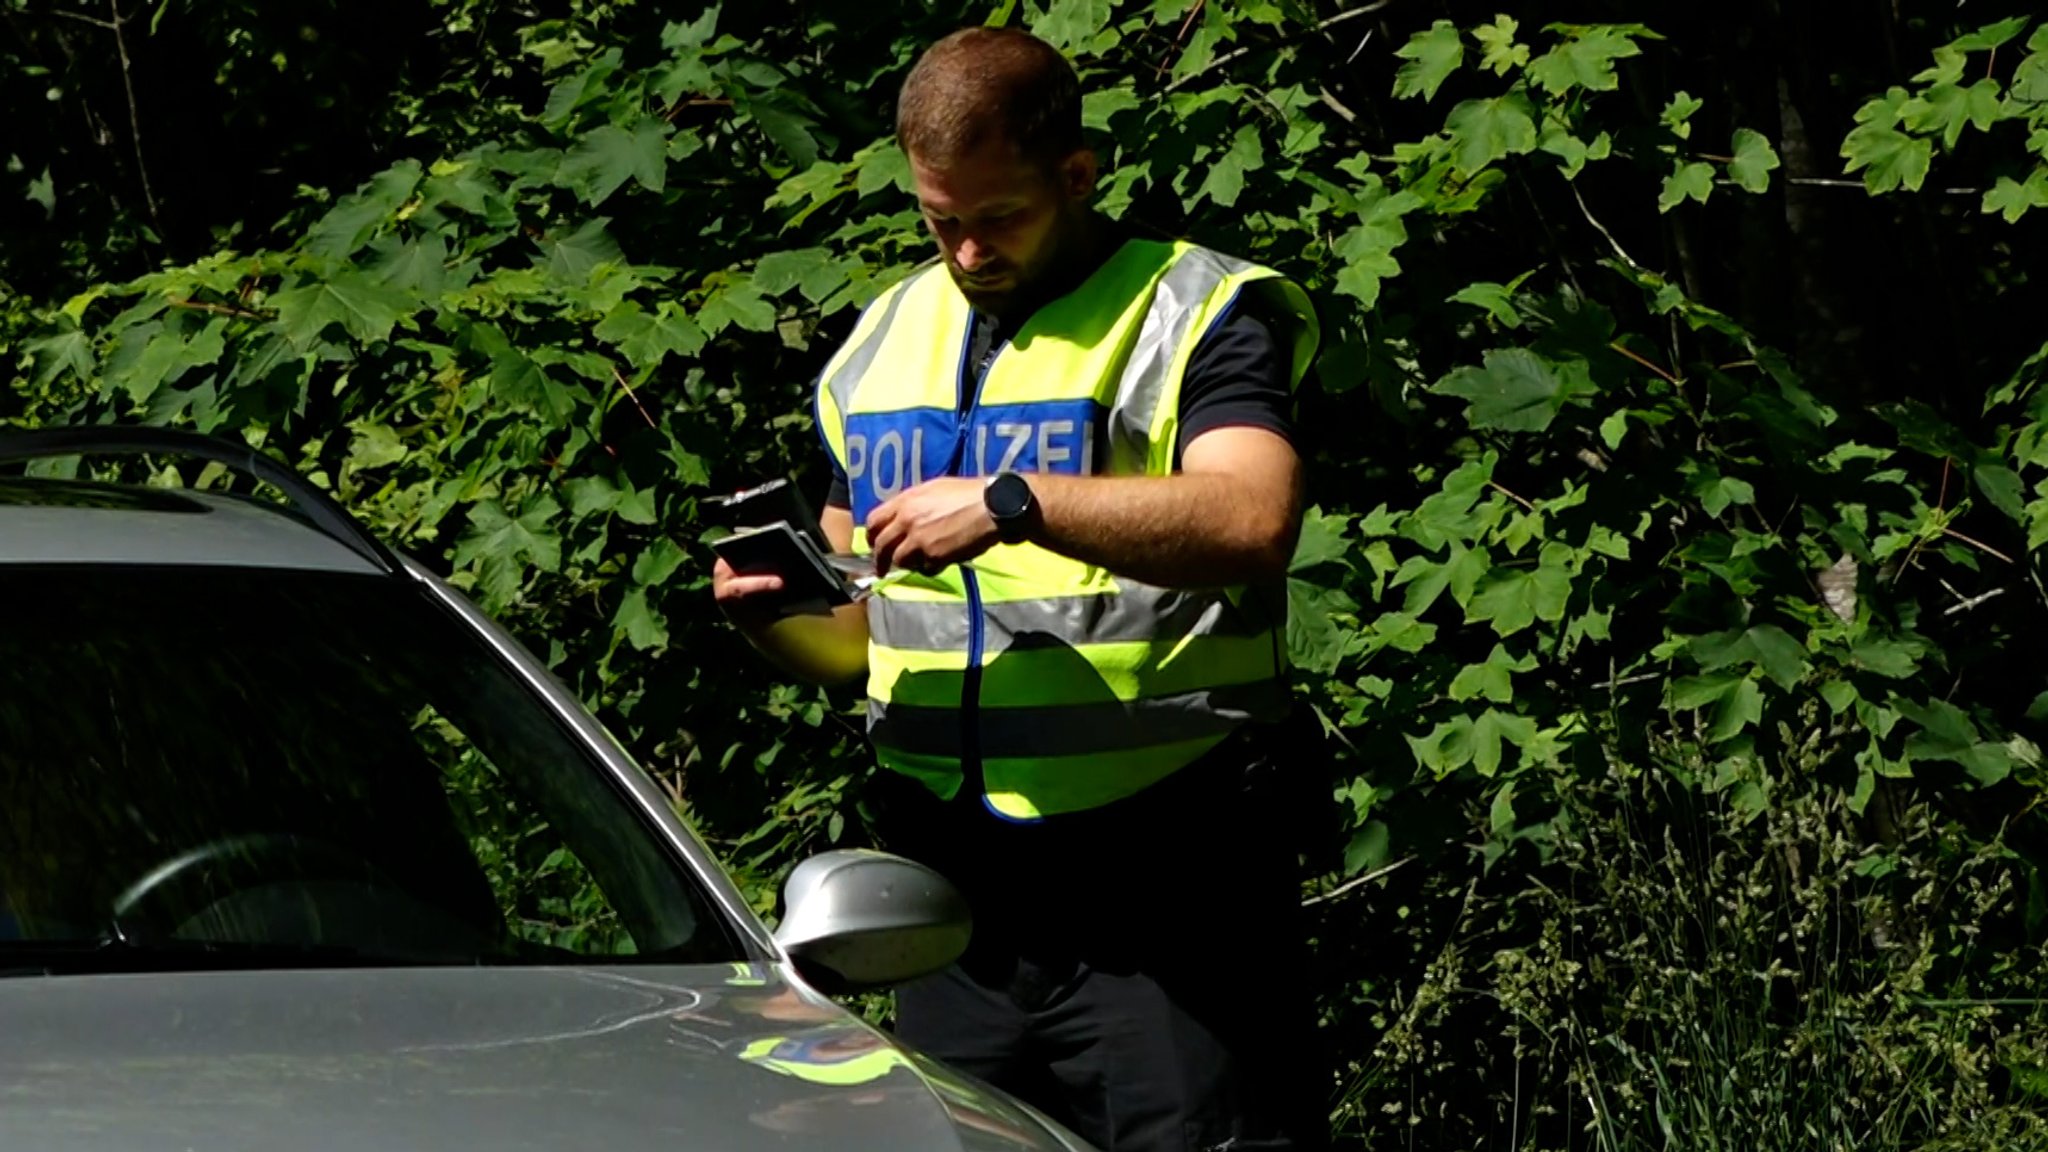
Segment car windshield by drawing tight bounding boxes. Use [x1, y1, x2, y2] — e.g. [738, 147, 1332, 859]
[0, 563, 742, 973]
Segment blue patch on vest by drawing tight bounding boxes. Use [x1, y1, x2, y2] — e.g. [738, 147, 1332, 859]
[843, 409, 957, 522]
[844, 399, 1107, 522]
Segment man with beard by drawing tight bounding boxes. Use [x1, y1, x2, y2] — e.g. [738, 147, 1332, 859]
[715, 25, 1327, 1152]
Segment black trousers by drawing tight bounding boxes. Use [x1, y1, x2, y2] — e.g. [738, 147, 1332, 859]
[870, 720, 1331, 1152]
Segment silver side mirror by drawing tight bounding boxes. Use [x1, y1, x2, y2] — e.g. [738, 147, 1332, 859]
[773, 849, 972, 994]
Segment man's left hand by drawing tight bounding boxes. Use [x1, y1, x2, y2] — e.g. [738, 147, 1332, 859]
[866, 477, 999, 576]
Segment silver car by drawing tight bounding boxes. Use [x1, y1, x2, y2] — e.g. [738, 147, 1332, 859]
[0, 426, 1094, 1152]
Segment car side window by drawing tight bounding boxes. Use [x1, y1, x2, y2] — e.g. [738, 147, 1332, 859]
[0, 566, 740, 967]
[411, 708, 636, 955]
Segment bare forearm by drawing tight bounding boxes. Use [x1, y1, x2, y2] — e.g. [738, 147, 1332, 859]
[739, 602, 870, 686]
[720, 503, 868, 684]
[1028, 468, 1300, 588]
[863, 430, 1303, 589]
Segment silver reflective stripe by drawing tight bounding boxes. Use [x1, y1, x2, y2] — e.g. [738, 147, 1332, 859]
[1111, 248, 1250, 464]
[824, 271, 924, 421]
[868, 681, 1287, 758]
[869, 580, 1279, 652]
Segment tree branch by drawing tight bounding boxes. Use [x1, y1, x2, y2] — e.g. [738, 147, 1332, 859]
[1571, 183, 1644, 270]
[1609, 340, 1682, 385]
[1489, 480, 1535, 512]
[1164, 0, 1394, 92]
[1942, 526, 2015, 565]
[1713, 175, 1987, 196]
[1154, 0, 1204, 80]
[108, 0, 163, 239]
[611, 366, 658, 430]
[1514, 170, 1584, 298]
[1316, 87, 1359, 124]
[1939, 579, 2007, 616]
[1302, 857, 1412, 907]
[169, 298, 269, 321]
[43, 7, 116, 29]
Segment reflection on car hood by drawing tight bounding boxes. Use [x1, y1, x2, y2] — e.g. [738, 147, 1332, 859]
[0, 964, 1085, 1151]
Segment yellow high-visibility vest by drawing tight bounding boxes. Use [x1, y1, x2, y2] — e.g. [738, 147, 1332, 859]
[815, 238, 1319, 820]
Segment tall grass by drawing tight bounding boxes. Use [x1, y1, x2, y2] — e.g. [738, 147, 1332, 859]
[1328, 763, 2048, 1151]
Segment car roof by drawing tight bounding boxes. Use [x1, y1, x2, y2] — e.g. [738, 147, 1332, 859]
[0, 477, 384, 574]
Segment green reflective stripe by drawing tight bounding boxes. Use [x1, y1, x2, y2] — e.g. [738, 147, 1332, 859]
[877, 737, 1232, 818]
[960, 547, 1116, 599]
[866, 644, 967, 710]
[738, 1037, 913, 1086]
[869, 583, 1273, 652]
[870, 681, 1283, 759]
[822, 271, 922, 426]
[1110, 246, 1242, 468]
[870, 632, 1280, 707]
[866, 572, 968, 600]
[874, 747, 967, 800]
[980, 633, 1280, 705]
[982, 736, 1231, 819]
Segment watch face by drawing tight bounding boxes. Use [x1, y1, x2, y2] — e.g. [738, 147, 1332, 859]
[988, 472, 1031, 519]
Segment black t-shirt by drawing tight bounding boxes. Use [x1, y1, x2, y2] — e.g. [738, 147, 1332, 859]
[823, 246, 1293, 509]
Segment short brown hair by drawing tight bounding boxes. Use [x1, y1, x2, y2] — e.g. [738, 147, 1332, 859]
[896, 27, 1083, 169]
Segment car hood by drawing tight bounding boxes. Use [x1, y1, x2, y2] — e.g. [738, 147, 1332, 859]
[0, 964, 1085, 1152]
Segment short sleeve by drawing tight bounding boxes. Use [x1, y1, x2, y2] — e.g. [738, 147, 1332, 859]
[1174, 299, 1295, 466]
[825, 461, 851, 509]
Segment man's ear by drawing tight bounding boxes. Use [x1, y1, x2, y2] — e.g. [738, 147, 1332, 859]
[1059, 148, 1098, 202]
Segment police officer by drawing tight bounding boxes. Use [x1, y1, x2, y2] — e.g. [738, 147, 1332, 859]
[715, 25, 1327, 1152]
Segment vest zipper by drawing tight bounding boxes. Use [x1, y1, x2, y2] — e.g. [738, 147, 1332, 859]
[950, 312, 990, 803]
[961, 568, 985, 802]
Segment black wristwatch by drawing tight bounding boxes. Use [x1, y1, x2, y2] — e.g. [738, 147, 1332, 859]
[983, 470, 1037, 545]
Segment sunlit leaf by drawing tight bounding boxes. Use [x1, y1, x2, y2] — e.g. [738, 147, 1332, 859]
[1195, 125, 1265, 208]
[536, 218, 625, 281]
[1728, 128, 1780, 193]
[453, 496, 563, 610]
[1527, 26, 1644, 96]
[1983, 171, 2048, 222]
[1841, 123, 1932, 193]
[307, 161, 422, 260]
[1473, 16, 1529, 76]
[595, 300, 706, 369]
[270, 274, 414, 348]
[1434, 348, 1578, 432]
[1287, 578, 1357, 674]
[1445, 93, 1538, 173]
[555, 120, 669, 206]
[1449, 644, 1536, 704]
[1393, 20, 1464, 101]
[1290, 507, 1352, 572]
[1033, 0, 1111, 52]
[1901, 79, 2003, 149]
[1658, 160, 1715, 212]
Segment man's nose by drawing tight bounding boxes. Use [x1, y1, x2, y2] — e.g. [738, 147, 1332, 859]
[955, 236, 989, 272]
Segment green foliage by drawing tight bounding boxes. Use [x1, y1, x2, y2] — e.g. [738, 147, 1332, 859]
[1844, 17, 2048, 214]
[1391, 21, 1463, 102]
[8, 1, 2048, 1146]
[1339, 769, 2048, 1149]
